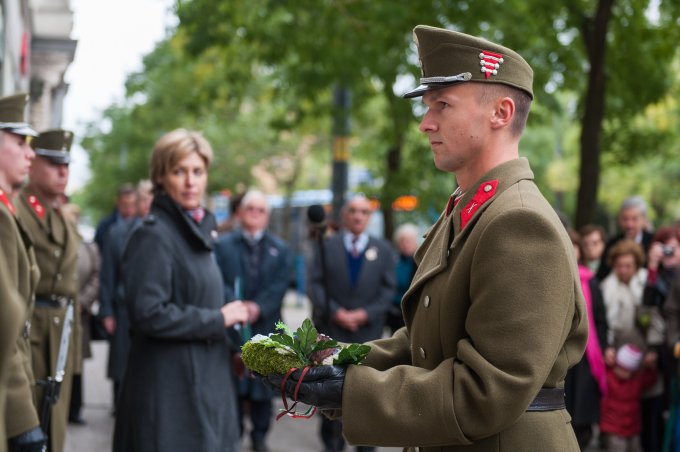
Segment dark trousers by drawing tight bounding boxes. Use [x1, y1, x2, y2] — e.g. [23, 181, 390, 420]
[321, 416, 375, 452]
[641, 394, 664, 452]
[68, 374, 83, 419]
[238, 397, 272, 443]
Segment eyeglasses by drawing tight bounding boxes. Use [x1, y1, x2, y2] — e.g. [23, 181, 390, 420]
[348, 207, 372, 216]
[244, 205, 267, 214]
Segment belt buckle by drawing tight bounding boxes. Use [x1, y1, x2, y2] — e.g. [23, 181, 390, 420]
[22, 320, 31, 338]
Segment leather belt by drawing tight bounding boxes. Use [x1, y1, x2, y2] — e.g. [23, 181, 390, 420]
[526, 388, 565, 412]
[35, 296, 73, 309]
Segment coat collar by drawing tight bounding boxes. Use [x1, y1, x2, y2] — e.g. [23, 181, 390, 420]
[20, 187, 50, 222]
[450, 158, 534, 248]
[152, 193, 216, 250]
[402, 158, 534, 309]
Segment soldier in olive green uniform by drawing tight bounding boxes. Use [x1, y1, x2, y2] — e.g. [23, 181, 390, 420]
[16, 130, 80, 452]
[270, 27, 588, 451]
[0, 93, 47, 452]
[0, 254, 26, 452]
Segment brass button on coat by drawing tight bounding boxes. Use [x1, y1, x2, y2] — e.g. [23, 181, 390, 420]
[53, 316, 60, 325]
[424, 296, 431, 307]
[419, 347, 426, 359]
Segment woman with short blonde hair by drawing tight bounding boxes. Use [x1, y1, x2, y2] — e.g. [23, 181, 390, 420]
[113, 128, 247, 452]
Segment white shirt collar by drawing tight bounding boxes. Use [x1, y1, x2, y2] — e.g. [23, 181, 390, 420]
[343, 231, 369, 254]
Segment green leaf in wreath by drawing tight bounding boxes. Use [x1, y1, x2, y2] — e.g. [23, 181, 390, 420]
[334, 344, 371, 366]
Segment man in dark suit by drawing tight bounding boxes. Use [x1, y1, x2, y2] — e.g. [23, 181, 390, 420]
[597, 195, 654, 280]
[214, 190, 289, 452]
[309, 195, 396, 452]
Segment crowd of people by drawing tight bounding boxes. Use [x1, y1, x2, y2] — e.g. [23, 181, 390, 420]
[565, 196, 680, 452]
[3, 23, 680, 452]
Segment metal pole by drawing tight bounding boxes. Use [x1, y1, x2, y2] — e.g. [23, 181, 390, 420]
[331, 86, 350, 225]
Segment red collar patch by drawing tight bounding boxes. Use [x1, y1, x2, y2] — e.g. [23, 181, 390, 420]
[27, 195, 46, 220]
[0, 189, 16, 216]
[460, 180, 499, 229]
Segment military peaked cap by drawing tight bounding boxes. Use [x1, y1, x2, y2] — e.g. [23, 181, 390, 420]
[404, 25, 534, 99]
[32, 129, 74, 165]
[0, 93, 38, 137]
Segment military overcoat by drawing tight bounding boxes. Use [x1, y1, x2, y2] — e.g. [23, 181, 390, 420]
[0, 193, 41, 438]
[16, 187, 80, 452]
[0, 247, 27, 452]
[340, 159, 588, 451]
[112, 194, 240, 452]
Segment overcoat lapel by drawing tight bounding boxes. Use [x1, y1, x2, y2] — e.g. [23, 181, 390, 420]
[402, 211, 453, 304]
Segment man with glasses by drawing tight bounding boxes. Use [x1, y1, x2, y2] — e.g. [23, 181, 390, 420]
[215, 190, 290, 452]
[308, 194, 395, 452]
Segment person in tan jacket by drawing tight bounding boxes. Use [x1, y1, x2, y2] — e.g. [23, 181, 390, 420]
[269, 26, 588, 452]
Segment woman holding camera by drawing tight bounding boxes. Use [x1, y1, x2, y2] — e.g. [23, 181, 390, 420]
[642, 226, 679, 452]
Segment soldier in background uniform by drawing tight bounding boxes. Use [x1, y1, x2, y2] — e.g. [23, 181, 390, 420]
[0, 253, 26, 452]
[16, 129, 80, 452]
[0, 93, 47, 452]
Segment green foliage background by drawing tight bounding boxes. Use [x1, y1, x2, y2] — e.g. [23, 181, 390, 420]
[78, 0, 680, 232]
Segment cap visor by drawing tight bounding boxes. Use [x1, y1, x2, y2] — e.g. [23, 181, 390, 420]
[2, 125, 38, 137]
[402, 84, 430, 99]
[35, 152, 71, 165]
[402, 82, 467, 99]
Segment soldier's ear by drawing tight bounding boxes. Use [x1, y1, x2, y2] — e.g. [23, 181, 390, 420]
[490, 96, 515, 131]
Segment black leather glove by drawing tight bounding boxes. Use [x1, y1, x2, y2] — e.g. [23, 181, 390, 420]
[267, 365, 345, 410]
[8, 426, 47, 452]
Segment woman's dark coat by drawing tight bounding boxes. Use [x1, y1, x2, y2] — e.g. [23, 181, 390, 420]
[112, 194, 239, 452]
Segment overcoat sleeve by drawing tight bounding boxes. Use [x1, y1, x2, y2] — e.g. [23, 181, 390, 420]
[122, 226, 225, 340]
[0, 208, 40, 436]
[361, 327, 412, 370]
[341, 208, 585, 447]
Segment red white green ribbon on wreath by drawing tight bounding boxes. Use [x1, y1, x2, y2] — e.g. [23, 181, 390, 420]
[275, 366, 317, 420]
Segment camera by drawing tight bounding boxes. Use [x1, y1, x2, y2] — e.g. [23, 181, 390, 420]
[662, 245, 675, 257]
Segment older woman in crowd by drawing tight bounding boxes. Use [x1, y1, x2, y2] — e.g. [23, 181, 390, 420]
[112, 129, 249, 452]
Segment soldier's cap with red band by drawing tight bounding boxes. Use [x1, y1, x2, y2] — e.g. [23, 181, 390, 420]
[0, 93, 38, 137]
[32, 129, 74, 165]
[403, 26, 533, 100]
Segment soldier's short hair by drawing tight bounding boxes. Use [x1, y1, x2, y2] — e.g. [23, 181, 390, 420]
[149, 129, 213, 194]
